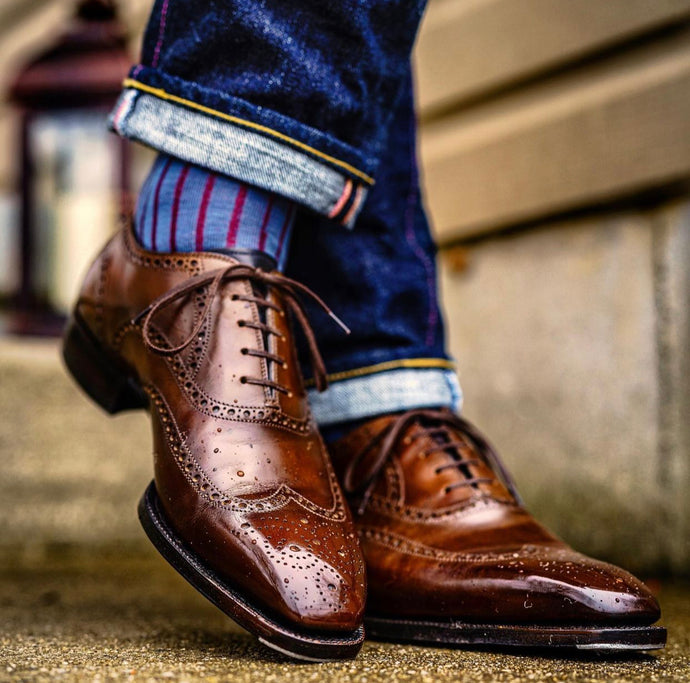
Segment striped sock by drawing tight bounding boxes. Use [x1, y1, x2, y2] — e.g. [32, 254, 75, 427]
[135, 154, 296, 269]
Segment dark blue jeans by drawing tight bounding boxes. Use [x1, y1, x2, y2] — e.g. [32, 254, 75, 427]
[110, 0, 461, 425]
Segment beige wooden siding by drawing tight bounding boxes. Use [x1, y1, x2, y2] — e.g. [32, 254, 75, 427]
[416, 0, 690, 243]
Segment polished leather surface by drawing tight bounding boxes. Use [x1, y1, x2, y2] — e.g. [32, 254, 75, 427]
[330, 409, 661, 625]
[74, 226, 366, 632]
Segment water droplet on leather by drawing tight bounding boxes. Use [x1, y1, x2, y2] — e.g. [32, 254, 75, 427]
[237, 471, 245, 477]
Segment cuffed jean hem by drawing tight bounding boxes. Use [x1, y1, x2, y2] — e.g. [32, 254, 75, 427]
[307, 367, 463, 426]
[109, 80, 372, 227]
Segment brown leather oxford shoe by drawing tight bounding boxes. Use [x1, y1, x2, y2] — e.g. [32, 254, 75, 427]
[329, 408, 666, 651]
[62, 225, 366, 660]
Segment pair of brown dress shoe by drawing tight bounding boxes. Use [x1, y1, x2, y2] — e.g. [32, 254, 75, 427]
[63, 226, 665, 660]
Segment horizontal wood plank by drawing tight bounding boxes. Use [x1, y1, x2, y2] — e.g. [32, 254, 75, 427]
[420, 29, 690, 242]
[415, 0, 690, 113]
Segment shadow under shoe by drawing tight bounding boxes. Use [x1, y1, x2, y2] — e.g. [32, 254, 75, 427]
[62, 225, 366, 661]
[329, 408, 666, 652]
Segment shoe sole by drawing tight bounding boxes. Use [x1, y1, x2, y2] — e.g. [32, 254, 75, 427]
[365, 615, 666, 651]
[62, 312, 364, 661]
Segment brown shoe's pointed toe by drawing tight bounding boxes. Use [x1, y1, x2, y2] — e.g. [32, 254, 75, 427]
[446, 545, 663, 625]
[330, 409, 666, 652]
[235, 503, 366, 632]
[513, 549, 662, 624]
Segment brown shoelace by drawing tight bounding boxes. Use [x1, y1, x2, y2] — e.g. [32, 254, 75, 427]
[343, 408, 522, 514]
[133, 263, 349, 393]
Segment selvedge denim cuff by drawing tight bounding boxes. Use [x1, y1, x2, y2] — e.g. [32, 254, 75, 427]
[307, 366, 463, 426]
[109, 68, 374, 227]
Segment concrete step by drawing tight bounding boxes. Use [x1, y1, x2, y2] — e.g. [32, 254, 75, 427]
[439, 200, 690, 576]
[0, 337, 151, 550]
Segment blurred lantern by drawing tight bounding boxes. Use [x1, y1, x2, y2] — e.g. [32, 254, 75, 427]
[8, 0, 130, 335]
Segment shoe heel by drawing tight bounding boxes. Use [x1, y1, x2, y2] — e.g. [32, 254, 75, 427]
[62, 313, 146, 414]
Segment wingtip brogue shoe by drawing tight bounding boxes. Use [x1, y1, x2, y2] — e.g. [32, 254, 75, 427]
[63, 225, 366, 661]
[330, 408, 665, 652]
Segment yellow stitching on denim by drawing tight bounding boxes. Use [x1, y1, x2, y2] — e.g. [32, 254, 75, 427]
[305, 358, 457, 387]
[123, 79, 375, 185]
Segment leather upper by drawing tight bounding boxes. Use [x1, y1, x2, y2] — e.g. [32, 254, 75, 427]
[75, 227, 366, 631]
[330, 410, 661, 625]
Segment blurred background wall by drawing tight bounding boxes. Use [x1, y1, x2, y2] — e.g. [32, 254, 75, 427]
[1, 0, 689, 576]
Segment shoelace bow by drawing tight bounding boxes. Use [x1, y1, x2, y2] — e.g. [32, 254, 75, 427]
[343, 408, 522, 514]
[132, 263, 350, 393]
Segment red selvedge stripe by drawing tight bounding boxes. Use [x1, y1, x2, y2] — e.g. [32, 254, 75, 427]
[226, 185, 248, 247]
[328, 179, 353, 219]
[170, 163, 191, 251]
[195, 173, 217, 252]
[110, 92, 130, 134]
[151, 157, 173, 251]
[342, 185, 364, 226]
[275, 204, 295, 264]
[258, 197, 275, 253]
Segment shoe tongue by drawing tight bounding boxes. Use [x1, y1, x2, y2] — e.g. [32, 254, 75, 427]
[211, 248, 277, 271]
[210, 248, 277, 335]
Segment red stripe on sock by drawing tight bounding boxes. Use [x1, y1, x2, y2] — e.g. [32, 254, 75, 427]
[170, 164, 191, 251]
[226, 185, 248, 247]
[258, 197, 275, 253]
[151, 157, 173, 250]
[195, 173, 216, 251]
[275, 205, 295, 265]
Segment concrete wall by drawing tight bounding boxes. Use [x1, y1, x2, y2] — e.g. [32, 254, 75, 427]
[415, 1, 690, 573]
[438, 202, 690, 574]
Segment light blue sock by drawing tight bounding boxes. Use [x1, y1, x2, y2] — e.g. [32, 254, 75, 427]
[135, 154, 296, 269]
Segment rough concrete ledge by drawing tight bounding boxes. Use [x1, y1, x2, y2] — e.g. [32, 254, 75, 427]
[0, 337, 150, 548]
[439, 200, 690, 575]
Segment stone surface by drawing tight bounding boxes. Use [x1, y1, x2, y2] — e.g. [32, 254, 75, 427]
[1, 550, 688, 682]
[652, 202, 690, 575]
[439, 205, 690, 575]
[0, 337, 150, 548]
